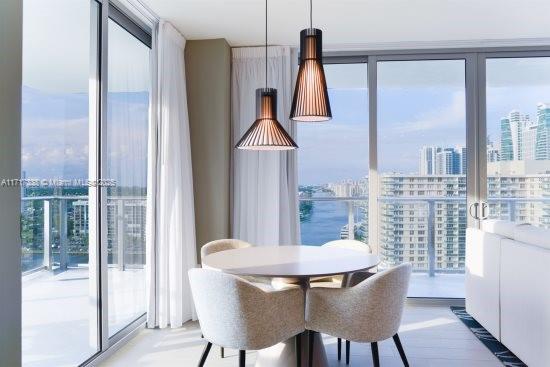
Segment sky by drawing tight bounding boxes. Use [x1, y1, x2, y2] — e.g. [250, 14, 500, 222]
[21, 2, 151, 187]
[298, 59, 550, 185]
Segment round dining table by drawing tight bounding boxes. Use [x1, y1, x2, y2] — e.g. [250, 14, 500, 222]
[202, 245, 380, 367]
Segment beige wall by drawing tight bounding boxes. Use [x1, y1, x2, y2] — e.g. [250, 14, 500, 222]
[0, 0, 22, 364]
[185, 39, 231, 261]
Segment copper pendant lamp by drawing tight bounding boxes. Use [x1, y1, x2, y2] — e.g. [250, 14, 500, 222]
[290, 0, 332, 122]
[235, 0, 298, 151]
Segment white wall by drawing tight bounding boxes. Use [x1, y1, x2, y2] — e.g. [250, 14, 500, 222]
[0, 0, 22, 365]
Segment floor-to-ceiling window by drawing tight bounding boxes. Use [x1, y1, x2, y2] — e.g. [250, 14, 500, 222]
[377, 59, 466, 298]
[21, 1, 152, 365]
[485, 57, 550, 227]
[106, 18, 150, 337]
[21, 1, 100, 365]
[298, 63, 369, 247]
[298, 50, 550, 299]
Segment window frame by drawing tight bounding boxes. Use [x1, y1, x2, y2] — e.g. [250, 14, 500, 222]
[86, 0, 156, 365]
[316, 46, 550, 299]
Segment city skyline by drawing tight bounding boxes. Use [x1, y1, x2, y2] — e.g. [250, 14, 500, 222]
[299, 59, 550, 185]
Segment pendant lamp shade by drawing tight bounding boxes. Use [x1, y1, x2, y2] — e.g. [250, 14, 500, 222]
[235, 88, 298, 150]
[290, 28, 332, 122]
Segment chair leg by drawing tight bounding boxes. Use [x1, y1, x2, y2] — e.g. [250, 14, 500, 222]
[296, 334, 302, 367]
[337, 338, 341, 361]
[198, 342, 212, 367]
[393, 334, 409, 367]
[220, 347, 225, 358]
[345, 340, 350, 365]
[308, 331, 315, 367]
[371, 342, 380, 367]
[239, 350, 245, 367]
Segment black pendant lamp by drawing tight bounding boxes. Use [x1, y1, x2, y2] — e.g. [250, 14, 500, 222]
[290, 0, 332, 122]
[235, 0, 298, 151]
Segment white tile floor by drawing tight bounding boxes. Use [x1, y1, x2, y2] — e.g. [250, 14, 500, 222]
[99, 304, 501, 367]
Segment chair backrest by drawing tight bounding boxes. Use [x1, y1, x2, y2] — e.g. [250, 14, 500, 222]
[200, 239, 252, 261]
[353, 263, 411, 341]
[189, 268, 265, 349]
[322, 239, 372, 253]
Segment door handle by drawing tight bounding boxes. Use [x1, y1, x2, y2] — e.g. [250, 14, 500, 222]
[469, 202, 479, 219]
[480, 202, 489, 220]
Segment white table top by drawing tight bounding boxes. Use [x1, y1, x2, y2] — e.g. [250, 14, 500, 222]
[202, 245, 380, 278]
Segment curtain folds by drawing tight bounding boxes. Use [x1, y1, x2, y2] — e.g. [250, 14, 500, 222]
[232, 46, 301, 246]
[146, 21, 197, 329]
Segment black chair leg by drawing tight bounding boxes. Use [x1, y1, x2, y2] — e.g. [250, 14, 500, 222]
[393, 334, 409, 367]
[308, 331, 315, 367]
[296, 333, 302, 367]
[337, 338, 341, 361]
[239, 350, 245, 367]
[220, 347, 225, 358]
[345, 340, 350, 365]
[371, 342, 380, 367]
[198, 342, 212, 367]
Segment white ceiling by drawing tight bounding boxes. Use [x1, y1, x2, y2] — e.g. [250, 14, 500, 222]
[142, 0, 550, 48]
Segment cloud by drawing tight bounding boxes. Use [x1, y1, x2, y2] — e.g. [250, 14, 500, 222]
[388, 91, 465, 134]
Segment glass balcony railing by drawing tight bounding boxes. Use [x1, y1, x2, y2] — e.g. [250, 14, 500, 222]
[300, 196, 550, 272]
[21, 196, 146, 275]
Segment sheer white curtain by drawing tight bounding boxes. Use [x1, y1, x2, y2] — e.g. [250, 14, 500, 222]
[146, 21, 197, 328]
[232, 46, 300, 246]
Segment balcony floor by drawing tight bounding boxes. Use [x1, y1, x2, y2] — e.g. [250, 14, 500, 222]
[408, 273, 465, 298]
[22, 267, 145, 367]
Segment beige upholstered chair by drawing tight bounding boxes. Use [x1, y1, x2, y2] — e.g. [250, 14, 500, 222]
[200, 238, 252, 260]
[188, 268, 305, 367]
[199, 239, 254, 358]
[306, 263, 412, 367]
[311, 239, 372, 287]
[310, 239, 373, 360]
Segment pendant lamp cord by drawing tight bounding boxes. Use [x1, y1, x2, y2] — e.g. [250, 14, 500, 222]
[310, 0, 313, 28]
[265, 0, 268, 88]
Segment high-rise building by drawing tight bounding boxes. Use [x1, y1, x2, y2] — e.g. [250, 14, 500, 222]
[419, 146, 440, 175]
[487, 136, 500, 162]
[523, 121, 538, 160]
[535, 103, 550, 160]
[500, 117, 514, 161]
[459, 146, 467, 174]
[421, 146, 465, 175]
[499, 109, 541, 162]
[327, 178, 368, 197]
[72, 200, 89, 238]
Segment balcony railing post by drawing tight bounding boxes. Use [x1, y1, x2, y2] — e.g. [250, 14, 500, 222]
[43, 200, 51, 270]
[117, 199, 125, 271]
[427, 200, 435, 277]
[347, 201, 355, 240]
[59, 199, 68, 270]
[509, 200, 516, 222]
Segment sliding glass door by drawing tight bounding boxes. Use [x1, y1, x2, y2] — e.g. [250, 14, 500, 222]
[482, 56, 550, 227]
[21, 1, 152, 365]
[21, 1, 100, 365]
[106, 18, 150, 337]
[377, 59, 467, 298]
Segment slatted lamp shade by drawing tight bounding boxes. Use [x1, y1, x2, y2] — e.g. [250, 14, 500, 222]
[290, 28, 332, 122]
[235, 88, 298, 150]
